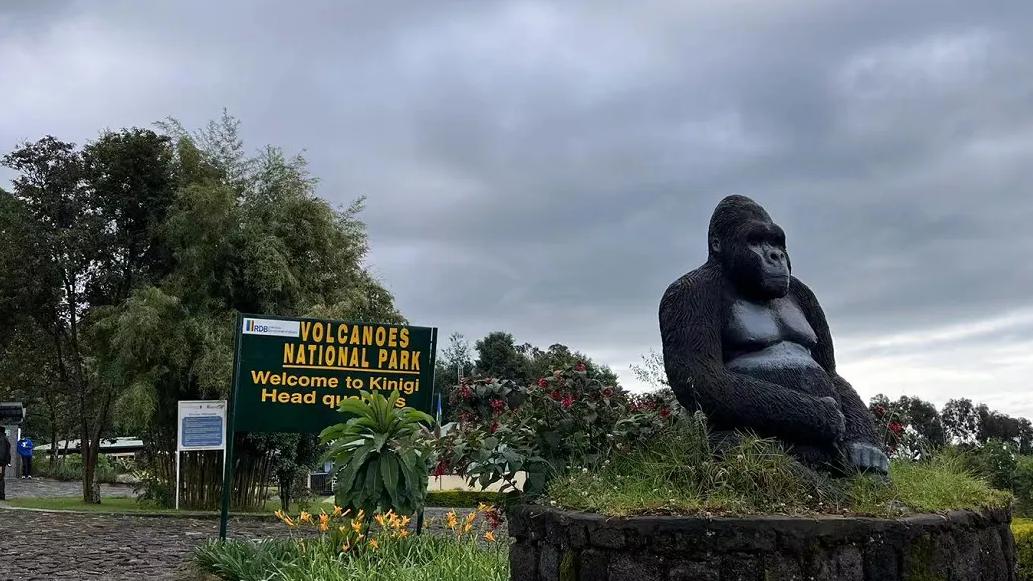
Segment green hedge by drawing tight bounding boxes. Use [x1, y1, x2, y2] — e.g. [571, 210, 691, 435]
[32, 453, 122, 484]
[1016, 519, 1033, 581]
[425, 490, 506, 508]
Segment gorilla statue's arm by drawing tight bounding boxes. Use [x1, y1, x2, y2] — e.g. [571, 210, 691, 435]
[660, 264, 845, 444]
[790, 279, 880, 447]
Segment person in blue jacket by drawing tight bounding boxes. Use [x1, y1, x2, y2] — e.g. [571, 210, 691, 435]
[16, 436, 33, 479]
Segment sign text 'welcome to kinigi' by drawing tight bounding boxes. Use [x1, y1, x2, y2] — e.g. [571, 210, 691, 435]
[233, 315, 438, 433]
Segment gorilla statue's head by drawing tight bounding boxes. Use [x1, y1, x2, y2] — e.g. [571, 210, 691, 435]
[707, 195, 791, 299]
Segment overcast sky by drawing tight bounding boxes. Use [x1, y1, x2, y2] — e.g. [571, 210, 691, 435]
[3, 1, 1033, 417]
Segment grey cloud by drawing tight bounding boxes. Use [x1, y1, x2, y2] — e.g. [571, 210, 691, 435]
[3, 0, 1033, 416]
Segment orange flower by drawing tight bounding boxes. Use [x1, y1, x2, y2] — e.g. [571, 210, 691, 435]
[319, 513, 330, 532]
[299, 511, 312, 524]
[484, 531, 496, 542]
[368, 538, 379, 551]
[332, 505, 344, 518]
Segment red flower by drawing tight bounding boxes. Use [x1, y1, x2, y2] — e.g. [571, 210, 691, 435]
[659, 407, 671, 419]
[601, 387, 614, 399]
[490, 399, 506, 413]
[550, 390, 563, 401]
[459, 411, 475, 424]
[537, 378, 549, 388]
[574, 362, 587, 372]
[459, 386, 473, 400]
[432, 459, 449, 477]
[873, 404, 886, 418]
[489, 420, 500, 434]
[561, 394, 575, 409]
[888, 421, 904, 435]
[484, 508, 502, 530]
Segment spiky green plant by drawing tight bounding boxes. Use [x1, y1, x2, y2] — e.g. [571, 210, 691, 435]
[320, 390, 434, 515]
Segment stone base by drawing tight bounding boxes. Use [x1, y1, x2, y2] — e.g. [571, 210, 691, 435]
[507, 505, 1016, 581]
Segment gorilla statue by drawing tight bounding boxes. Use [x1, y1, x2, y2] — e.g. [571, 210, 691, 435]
[659, 195, 888, 474]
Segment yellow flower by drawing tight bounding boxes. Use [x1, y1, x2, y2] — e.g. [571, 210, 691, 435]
[341, 540, 351, 553]
[463, 522, 473, 534]
[396, 529, 410, 539]
[465, 512, 477, 526]
[319, 514, 330, 529]
[355, 509, 365, 522]
[283, 516, 297, 528]
[274, 509, 285, 521]
[399, 515, 411, 529]
[484, 531, 496, 542]
[477, 502, 492, 514]
[445, 511, 459, 530]
[374, 513, 388, 527]
[351, 519, 364, 534]
[332, 505, 344, 518]
[299, 511, 312, 524]
[368, 538, 379, 551]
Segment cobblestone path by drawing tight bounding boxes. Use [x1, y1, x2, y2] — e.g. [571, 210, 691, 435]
[2, 477, 135, 499]
[0, 505, 487, 580]
[0, 509, 293, 581]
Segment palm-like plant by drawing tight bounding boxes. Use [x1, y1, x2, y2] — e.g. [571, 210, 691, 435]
[319, 390, 434, 515]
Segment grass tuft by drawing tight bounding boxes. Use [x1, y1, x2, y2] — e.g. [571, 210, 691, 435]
[545, 417, 1011, 518]
[193, 535, 508, 581]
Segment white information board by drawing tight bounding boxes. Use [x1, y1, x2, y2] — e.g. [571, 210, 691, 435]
[178, 400, 227, 451]
[176, 400, 227, 509]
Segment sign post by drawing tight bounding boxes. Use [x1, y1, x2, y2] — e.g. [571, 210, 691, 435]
[176, 400, 227, 510]
[218, 313, 437, 539]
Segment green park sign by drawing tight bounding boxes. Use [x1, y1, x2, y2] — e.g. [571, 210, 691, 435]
[232, 314, 438, 432]
[219, 313, 438, 538]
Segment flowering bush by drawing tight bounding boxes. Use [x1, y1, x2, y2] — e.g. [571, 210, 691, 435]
[437, 364, 676, 496]
[273, 505, 410, 554]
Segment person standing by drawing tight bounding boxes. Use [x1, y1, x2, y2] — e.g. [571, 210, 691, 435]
[0, 427, 10, 499]
[16, 435, 33, 479]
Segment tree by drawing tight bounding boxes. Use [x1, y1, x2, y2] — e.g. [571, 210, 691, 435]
[434, 333, 475, 419]
[475, 332, 527, 381]
[523, 343, 619, 386]
[97, 114, 402, 508]
[942, 398, 981, 446]
[2, 136, 113, 502]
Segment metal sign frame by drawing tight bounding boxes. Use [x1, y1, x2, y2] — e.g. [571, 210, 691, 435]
[176, 400, 227, 510]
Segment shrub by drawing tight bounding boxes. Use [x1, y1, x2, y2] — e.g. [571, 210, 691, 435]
[954, 439, 1019, 491]
[437, 364, 676, 496]
[320, 390, 434, 516]
[34, 453, 121, 484]
[425, 490, 506, 508]
[1015, 518, 1033, 581]
[1014, 457, 1033, 517]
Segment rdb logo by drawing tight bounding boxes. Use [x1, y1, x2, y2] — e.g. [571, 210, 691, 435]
[245, 320, 268, 333]
[242, 318, 301, 338]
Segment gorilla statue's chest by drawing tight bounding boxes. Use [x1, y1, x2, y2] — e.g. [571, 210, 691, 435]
[723, 296, 818, 356]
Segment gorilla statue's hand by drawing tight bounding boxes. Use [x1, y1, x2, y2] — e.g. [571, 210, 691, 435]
[844, 441, 889, 475]
[818, 397, 846, 440]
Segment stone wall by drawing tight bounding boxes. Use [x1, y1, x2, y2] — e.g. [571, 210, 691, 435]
[507, 505, 1016, 581]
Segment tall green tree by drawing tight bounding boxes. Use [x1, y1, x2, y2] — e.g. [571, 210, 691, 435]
[474, 331, 527, 381]
[95, 114, 401, 508]
[942, 398, 981, 446]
